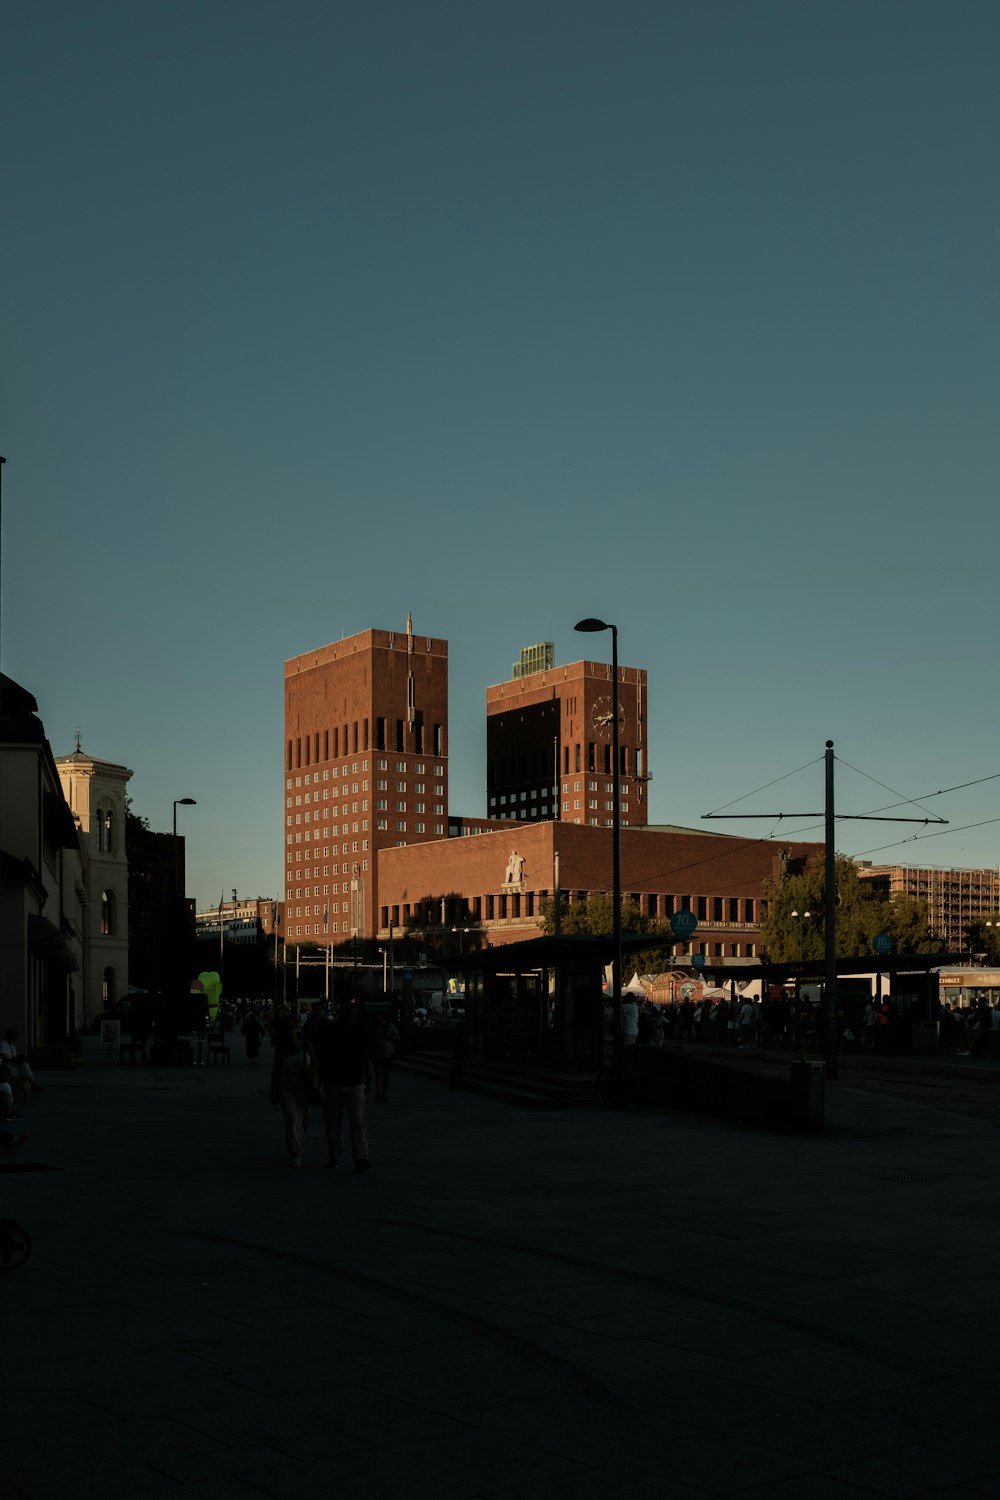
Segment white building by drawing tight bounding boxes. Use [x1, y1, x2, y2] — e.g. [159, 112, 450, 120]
[56, 741, 133, 1017]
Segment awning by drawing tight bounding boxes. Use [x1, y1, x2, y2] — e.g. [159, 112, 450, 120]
[448, 933, 665, 975]
[27, 914, 79, 971]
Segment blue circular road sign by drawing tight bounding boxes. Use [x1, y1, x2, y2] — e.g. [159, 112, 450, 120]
[670, 911, 698, 938]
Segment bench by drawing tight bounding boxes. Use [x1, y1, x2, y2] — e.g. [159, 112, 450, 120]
[207, 1033, 231, 1065]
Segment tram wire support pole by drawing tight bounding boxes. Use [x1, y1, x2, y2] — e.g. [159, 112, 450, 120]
[701, 739, 949, 1081]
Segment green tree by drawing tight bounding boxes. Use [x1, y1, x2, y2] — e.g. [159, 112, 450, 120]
[537, 893, 677, 971]
[964, 917, 1000, 965]
[759, 856, 936, 962]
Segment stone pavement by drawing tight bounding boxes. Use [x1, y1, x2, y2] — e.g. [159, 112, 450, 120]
[1, 1042, 998, 1499]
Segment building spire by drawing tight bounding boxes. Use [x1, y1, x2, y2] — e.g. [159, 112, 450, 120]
[74, 724, 82, 753]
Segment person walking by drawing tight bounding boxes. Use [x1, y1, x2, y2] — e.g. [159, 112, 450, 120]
[241, 1010, 264, 1066]
[373, 1014, 400, 1102]
[269, 1018, 319, 1168]
[313, 1001, 376, 1173]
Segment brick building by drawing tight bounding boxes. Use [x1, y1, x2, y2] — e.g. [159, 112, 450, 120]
[486, 655, 649, 826]
[377, 821, 821, 959]
[283, 622, 821, 954]
[283, 617, 448, 946]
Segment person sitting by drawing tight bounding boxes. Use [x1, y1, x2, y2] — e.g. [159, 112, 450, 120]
[0, 1030, 43, 1102]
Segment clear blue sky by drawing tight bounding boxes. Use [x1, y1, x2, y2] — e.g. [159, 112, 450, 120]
[3, 0, 999, 911]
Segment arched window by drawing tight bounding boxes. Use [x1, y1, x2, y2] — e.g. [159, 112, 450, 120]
[105, 809, 114, 854]
[102, 968, 116, 1006]
[95, 810, 105, 853]
[100, 889, 117, 936]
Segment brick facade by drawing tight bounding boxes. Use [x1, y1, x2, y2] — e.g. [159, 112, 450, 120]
[378, 821, 821, 959]
[283, 619, 449, 945]
[486, 659, 650, 827]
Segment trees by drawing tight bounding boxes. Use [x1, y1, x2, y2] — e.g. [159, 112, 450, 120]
[537, 893, 677, 972]
[964, 917, 1000, 966]
[759, 856, 937, 962]
[125, 802, 175, 992]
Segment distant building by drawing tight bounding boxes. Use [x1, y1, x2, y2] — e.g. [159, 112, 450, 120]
[195, 896, 282, 946]
[857, 862, 1000, 951]
[57, 740, 132, 1015]
[512, 641, 555, 679]
[486, 656, 649, 827]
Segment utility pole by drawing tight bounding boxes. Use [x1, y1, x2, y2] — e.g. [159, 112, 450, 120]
[703, 740, 947, 1080]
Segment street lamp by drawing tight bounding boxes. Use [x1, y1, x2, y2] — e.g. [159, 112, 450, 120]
[172, 798, 197, 897]
[790, 910, 812, 962]
[575, 616, 622, 1104]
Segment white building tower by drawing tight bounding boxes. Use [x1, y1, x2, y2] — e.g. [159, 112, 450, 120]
[56, 736, 132, 1019]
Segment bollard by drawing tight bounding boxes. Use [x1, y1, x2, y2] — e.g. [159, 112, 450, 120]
[789, 1060, 825, 1129]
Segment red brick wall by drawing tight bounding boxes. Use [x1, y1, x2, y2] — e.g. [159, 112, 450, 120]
[283, 627, 450, 942]
[486, 659, 649, 825]
[378, 823, 821, 954]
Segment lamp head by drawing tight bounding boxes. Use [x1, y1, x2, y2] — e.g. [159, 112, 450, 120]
[175, 797, 197, 807]
[575, 617, 610, 633]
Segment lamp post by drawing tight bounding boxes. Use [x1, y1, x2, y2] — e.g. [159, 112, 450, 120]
[790, 908, 811, 1021]
[790, 910, 812, 963]
[575, 616, 622, 1104]
[172, 798, 197, 897]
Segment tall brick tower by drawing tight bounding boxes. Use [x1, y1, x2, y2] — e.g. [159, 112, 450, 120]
[283, 616, 448, 945]
[486, 649, 649, 827]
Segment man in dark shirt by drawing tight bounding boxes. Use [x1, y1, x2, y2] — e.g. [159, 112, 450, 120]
[312, 1001, 375, 1173]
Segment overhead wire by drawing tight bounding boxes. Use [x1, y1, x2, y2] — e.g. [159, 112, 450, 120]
[602, 756, 1000, 910]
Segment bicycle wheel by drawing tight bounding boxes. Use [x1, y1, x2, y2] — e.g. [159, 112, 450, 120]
[0, 1222, 31, 1271]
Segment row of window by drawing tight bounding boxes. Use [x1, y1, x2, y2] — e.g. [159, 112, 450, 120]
[286, 762, 444, 789]
[292, 923, 357, 936]
[288, 781, 445, 808]
[488, 743, 644, 783]
[374, 891, 763, 927]
[288, 722, 445, 769]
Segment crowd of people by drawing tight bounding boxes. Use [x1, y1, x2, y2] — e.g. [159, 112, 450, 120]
[618, 990, 1000, 1056]
[619, 993, 816, 1049]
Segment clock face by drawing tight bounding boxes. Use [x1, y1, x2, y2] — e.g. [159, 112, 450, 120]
[591, 696, 625, 739]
